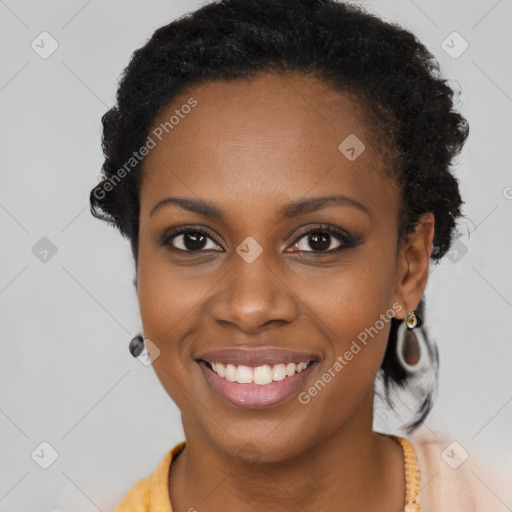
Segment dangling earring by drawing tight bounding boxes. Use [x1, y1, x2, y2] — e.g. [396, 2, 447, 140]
[406, 310, 417, 329]
[129, 335, 145, 358]
[396, 310, 427, 373]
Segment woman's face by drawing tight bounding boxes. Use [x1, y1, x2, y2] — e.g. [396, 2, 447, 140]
[136, 72, 432, 462]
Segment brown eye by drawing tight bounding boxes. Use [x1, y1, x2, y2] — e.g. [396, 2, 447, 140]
[293, 231, 340, 252]
[294, 231, 341, 252]
[174, 231, 209, 251]
[160, 227, 223, 252]
[287, 224, 361, 254]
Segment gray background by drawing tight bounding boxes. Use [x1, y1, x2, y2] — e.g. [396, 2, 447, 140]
[0, 0, 511, 510]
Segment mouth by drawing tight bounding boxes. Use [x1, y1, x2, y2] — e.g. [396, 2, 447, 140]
[195, 348, 320, 409]
[200, 359, 316, 384]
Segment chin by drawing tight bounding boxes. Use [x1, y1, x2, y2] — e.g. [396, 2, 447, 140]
[203, 422, 320, 466]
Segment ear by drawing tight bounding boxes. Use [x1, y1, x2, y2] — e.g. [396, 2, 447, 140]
[393, 212, 435, 320]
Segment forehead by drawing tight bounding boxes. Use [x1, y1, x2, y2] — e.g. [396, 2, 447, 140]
[140, 72, 397, 222]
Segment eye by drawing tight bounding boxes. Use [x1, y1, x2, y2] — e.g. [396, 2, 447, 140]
[286, 224, 360, 255]
[159, 226, 223, 252]
[159, 223, 361, 255]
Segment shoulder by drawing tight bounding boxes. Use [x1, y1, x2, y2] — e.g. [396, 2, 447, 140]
[408, 428, 512, 511]
[114, 442, 186, 512]
[114, 474, 153, 512]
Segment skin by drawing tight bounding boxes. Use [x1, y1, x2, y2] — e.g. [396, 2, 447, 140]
[136, 71, 434, 511]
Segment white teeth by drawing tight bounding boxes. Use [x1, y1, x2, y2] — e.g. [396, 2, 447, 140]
[285, 363, 296, 377]
[253, 365, 273, 385]
[207, 360, 312, 385]
[272, 364, 287, 381]
[296, 362, 308, 372]
[225, 364, 237, 382]
[216, 362, 226, 378]
[236, 365, 253, 384]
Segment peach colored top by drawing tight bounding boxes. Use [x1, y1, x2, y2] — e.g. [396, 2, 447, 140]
[114, 431, 512, 511]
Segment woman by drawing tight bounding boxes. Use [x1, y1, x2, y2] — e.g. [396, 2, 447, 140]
[90, 0, 510, 510]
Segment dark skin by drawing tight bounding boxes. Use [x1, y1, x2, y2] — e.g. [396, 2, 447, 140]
[136, 72, 434, 511]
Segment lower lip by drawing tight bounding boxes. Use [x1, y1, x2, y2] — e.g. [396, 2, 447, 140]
[198, 361, 318, 409]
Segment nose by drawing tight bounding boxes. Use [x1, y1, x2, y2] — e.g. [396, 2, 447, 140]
[209, 250, 300, 333]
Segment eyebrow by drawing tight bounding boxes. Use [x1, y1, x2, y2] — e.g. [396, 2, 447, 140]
[149, 194, 369, 220]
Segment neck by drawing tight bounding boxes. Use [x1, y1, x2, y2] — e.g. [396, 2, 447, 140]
[169, 395, 406, 511]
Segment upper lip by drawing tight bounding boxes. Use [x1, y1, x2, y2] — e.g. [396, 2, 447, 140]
[196, 347, 321, 367]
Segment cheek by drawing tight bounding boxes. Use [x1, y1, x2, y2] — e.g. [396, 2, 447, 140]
[302, 248, 397, 394]
[136, 237, 189, 348]
[316, 250, 397, 332]
[137, 259, 201, 345]
[297, 278, 394, 426]
[135, 247, 206, 410]
[321, 278, 393, 372]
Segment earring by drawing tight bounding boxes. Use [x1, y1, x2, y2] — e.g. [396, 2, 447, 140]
[129, 335, 145, 358]
[406, 310, 417, 329]
[396, 310, 427, 373]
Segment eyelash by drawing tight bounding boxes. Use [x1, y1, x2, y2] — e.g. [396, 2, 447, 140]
[158, 224, 361, 255]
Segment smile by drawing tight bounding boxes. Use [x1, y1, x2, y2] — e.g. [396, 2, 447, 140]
[195, 347, 320, 408]
[204, 360, 313, 385]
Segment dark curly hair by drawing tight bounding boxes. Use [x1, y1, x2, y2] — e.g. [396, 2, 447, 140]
[89, 0, 469, 434]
